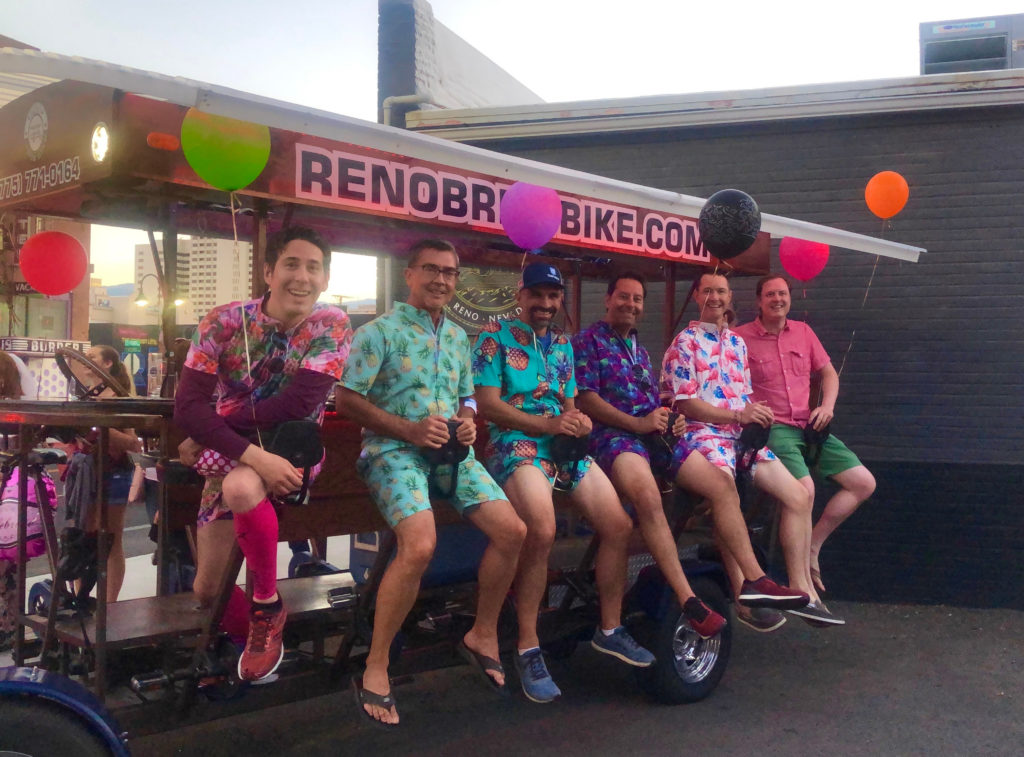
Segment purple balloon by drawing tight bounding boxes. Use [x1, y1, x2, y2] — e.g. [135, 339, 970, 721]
[500, 182, 563, 250]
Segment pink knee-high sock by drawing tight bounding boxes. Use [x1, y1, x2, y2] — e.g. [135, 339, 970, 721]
[233, 498, 279, 602]
[220, 585, 250, 641]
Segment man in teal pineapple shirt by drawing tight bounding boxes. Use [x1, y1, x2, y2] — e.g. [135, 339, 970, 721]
[473, 262, 654, 705]
[337, 239, 525, 726]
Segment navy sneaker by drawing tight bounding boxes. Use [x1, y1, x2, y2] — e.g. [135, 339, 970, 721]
[591, 627, 655, 667]
[513, 648, 561, 703]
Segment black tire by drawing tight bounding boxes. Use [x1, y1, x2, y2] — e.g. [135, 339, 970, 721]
[636, 576, 732, 704]
[0, 697, 115, 756]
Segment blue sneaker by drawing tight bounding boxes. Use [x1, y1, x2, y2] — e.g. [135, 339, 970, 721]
[513, 648, 561, 703]
[591, 626, 655, 667]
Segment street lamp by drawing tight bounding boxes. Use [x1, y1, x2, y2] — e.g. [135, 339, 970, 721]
[135, 273, 185, 307]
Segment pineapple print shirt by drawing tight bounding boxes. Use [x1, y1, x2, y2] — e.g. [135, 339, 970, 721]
[472, 318, 577, 451]
[340, 302, 474, 457]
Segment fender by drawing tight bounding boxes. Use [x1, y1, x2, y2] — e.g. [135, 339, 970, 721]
[0, 666, 130, 757]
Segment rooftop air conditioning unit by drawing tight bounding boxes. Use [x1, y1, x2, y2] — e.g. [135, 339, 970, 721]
[920, 14, 1024, 74]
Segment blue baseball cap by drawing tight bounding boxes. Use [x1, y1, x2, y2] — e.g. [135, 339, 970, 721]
[520, 262, 564, 290]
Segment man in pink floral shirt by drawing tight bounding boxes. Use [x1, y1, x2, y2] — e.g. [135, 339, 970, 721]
[174, 226, 352, 682]
[661, 272, 842, 628]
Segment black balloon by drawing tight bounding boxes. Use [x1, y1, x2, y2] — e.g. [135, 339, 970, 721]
[697, 189, 761, 260]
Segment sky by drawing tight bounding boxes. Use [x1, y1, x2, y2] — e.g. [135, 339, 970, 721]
[3, 0, 1019, 294]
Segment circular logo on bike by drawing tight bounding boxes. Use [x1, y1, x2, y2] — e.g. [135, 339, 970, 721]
[24, 102, 48, 161]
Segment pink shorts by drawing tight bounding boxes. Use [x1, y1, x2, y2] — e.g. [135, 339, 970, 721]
[684, 424, 776, 477]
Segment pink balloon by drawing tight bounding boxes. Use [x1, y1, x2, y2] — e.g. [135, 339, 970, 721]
[779, 237, 829, 282]
[500, 182, 563, 249]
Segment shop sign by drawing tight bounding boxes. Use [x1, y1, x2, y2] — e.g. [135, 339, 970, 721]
[293, 143, 722, 265]
[0, 337, 89, 356]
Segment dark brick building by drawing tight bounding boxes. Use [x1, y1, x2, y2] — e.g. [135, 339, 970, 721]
[400, 70, 1024, 609]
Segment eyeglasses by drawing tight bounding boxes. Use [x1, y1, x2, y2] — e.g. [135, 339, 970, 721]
[631, 363, 652, 392]
[412, 263, 461, 282]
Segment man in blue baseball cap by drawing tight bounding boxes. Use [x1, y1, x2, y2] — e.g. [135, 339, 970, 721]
[473, 261, 655, 704]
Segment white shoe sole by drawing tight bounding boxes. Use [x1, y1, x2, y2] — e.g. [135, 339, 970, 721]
[590, 639, 655, 667]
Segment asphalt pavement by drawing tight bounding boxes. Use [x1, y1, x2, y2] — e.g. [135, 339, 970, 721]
[132, 601, 1023, 757]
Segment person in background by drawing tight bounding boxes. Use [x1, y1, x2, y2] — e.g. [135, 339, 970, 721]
[0, 351, 47, 651]
[63, 345, 142, 602]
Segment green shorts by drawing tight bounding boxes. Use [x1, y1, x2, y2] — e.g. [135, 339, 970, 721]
[767, 424, 863, 481]
[357, 447, 507, 528]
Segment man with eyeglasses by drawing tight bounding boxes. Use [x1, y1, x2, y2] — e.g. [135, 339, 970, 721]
[662, 272, 840, 628]
[572, 273, 807, 638]
[473, 262, 653, 705]
[174, 226, 352, 683]
[337, 239, 525, 726]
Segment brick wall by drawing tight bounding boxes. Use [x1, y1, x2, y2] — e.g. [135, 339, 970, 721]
[463, 105, 1024, 607]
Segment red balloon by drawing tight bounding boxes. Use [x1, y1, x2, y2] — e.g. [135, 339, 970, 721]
[19, 231, 88, 295]
[779, 237, 830, 282]
[500, 182, 563, 249]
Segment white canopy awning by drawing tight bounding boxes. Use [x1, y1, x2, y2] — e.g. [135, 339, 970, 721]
[0, 48, 922, 262]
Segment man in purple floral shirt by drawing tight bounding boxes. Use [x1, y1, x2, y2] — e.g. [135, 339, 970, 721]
[574, 273, 806, 638]
[175, 226, 352, 681]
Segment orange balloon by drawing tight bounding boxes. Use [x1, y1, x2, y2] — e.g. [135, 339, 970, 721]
[864, 171, 909, 219]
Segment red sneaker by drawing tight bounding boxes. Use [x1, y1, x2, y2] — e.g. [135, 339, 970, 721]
[738, 576, 809, 610]
[682, 596, 726, 639]
[238, 602, 287, 682]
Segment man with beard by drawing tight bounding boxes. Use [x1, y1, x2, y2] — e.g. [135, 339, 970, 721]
[337, 239, 525, 726]
[573, 273, 808, 634]
[473, 262, 653, 704]
[662, 272, 843, 627]
[734, 275, 875, 594]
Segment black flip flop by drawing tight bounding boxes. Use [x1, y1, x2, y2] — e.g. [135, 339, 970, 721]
[457, 640, 509, 696]
[352, 676, 399, 729]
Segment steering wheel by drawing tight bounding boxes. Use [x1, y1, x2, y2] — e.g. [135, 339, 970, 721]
[55, 347, 131, 400]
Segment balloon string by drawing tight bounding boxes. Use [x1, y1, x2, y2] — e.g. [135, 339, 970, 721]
[837, 254, 880, 378]
[231, 191, 263, 451]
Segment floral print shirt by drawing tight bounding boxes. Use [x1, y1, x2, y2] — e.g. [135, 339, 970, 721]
[660, 320, 751, 437]
[185, 295, 351, 426]
[572, 319, 660, 434]
[339, 302, 474, 457]
[472, 318, 576, 451]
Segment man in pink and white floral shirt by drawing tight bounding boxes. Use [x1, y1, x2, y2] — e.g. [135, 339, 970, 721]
[661, 272, 842, 628]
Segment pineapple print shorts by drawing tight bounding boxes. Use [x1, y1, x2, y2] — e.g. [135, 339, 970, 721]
[357, 447, 507, 528]
[483, 435, 593, 492]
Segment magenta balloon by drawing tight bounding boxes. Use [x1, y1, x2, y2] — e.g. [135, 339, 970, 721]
[500, 182, 563, 249]
[779, 237, 830, 282]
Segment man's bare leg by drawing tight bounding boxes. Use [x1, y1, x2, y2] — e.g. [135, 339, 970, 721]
[675, 453, 764, 583]
[361, 509, 436, 725]
[462, 499, 527, 686]
[754, 460, 816, 602]
[611, 453, 697, 608]
[501, 465, 556, 650]
[807, 465, 875, 591]
[570, 465, 631, 631]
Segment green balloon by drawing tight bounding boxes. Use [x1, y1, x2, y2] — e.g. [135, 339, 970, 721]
[180, 108, 271, 192]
